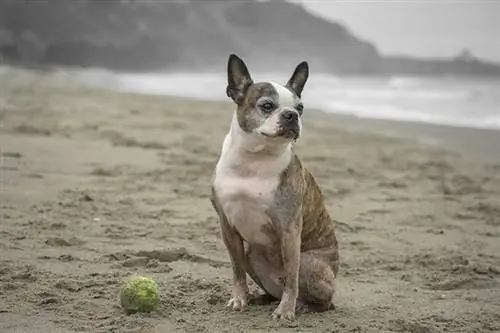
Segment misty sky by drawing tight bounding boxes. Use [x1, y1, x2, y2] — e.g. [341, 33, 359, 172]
[301, 0, 500, 62]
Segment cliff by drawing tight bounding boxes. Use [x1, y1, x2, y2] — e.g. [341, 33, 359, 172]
[1, 0, 499, 77]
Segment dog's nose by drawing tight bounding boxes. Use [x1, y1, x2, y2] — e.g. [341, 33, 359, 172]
[281, 110, 298, 123]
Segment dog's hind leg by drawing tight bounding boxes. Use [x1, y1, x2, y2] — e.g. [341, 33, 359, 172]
[297, 247, 339, 312]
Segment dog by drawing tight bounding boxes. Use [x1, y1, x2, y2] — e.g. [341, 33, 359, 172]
[210, 54, 339, 321]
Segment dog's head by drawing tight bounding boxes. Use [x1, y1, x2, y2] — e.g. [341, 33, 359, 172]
[226, 54, 309, 142]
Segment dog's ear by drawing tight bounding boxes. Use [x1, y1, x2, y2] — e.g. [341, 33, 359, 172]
[226, 54, 253, 105]
[286, 61, 309, 98]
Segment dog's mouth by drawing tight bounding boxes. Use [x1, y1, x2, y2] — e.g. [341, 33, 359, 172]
[260, 132, 278, 138]
[287, 127, 300, 140]
[260, 127, 300, 140]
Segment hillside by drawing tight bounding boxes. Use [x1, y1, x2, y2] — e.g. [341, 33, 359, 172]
[1, 0, 499, 77]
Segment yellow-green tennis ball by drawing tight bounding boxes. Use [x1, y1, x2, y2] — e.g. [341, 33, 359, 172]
[119, 275, 159, 314]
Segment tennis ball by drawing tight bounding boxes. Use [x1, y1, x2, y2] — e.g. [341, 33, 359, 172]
[119, 275, 160, 314]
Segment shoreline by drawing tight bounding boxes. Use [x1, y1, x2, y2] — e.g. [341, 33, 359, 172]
[2, 63, 500, 164]
[2, 62, 499, 165]
[70, 66, 500, 163]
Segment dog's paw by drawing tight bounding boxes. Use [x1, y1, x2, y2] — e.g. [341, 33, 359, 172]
[226, 294, 247, 311]
[272, 301, 296, 321]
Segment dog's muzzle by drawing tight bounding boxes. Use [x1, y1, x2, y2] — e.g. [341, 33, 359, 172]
[279, 111, 300, 140]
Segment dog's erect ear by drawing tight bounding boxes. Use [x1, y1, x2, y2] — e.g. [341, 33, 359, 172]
[226, 54, 253, 105]
[286, 61, 309, 98]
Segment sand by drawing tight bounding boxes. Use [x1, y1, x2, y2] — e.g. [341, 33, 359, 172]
[1, 67, 500, 333]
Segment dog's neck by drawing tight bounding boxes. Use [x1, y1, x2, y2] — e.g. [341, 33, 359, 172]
[226, 113, 292, 157]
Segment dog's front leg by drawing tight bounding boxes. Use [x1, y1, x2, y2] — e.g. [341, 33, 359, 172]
[272, 215, 302, 321]
[220, 217, 249, 311]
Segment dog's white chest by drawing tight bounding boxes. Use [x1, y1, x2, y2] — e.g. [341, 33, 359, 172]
[214, 170, 278, 246]
[213, 132, 291, 246]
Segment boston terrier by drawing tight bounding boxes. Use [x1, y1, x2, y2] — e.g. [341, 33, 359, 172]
[210, 54, 339, 321]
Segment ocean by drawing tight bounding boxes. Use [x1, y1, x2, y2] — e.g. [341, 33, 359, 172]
[70, 68, 500, 131]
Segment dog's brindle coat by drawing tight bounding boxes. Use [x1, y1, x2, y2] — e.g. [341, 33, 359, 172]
[211, 54, 339, 321]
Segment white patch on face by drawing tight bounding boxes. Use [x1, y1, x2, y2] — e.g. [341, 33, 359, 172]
[270, 81, 295, 108]
[257, 81, 302, 137]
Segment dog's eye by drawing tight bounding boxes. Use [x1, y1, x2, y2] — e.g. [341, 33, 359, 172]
[295, 103, 304, 114]
[261, 102, 275, 113]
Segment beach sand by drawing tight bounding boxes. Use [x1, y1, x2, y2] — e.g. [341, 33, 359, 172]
[1, 67, 500, 333]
